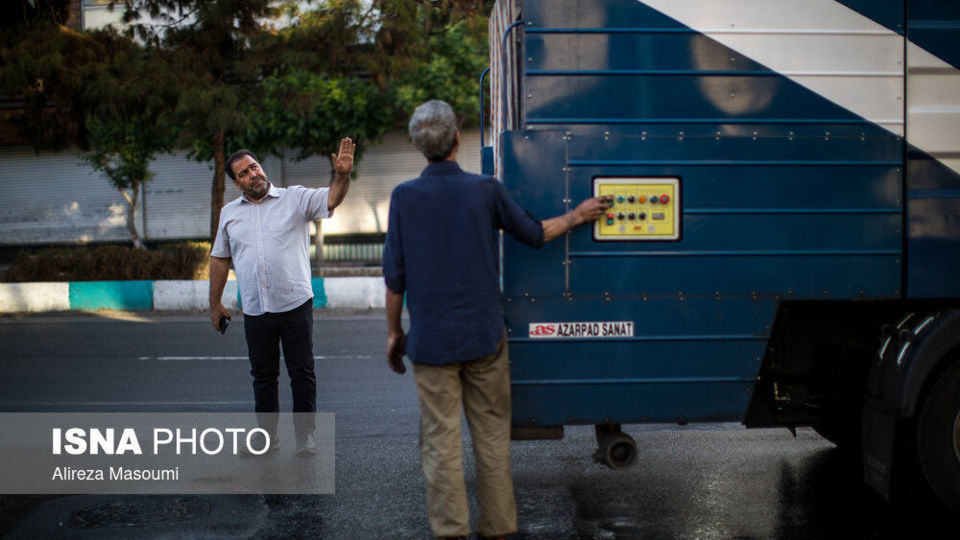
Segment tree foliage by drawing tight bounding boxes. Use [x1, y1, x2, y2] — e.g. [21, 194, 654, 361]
[0, 15, 102, 150]
[389, 19, 489, 126]
[253, 70, 391, 168]
[81, 31, 178, 249]
[0, 0, 73, 30]
[1, 0, 494, 247]
[370, 0, 492, 124]
[122, 0, 280, 238]
[252, 0, 370, 77]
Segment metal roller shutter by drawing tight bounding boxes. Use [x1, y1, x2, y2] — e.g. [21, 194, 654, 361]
[0, 129, 483, 245]
[141, 152, 213, 241]
[282, 130, 482, 236]
[0, 146, 137, 245]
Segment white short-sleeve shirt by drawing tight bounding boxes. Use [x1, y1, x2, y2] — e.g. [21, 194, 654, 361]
[211, 184, 331, 315]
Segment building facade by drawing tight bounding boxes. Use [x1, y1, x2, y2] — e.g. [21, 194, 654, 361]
[0, 131, 483, 249]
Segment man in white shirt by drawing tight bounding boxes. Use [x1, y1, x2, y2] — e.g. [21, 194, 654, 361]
[209, 138, 355, 454]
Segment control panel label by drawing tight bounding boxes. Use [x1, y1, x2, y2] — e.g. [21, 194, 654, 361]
[529, 321, 634, 339]
[593, 177, 680, 241]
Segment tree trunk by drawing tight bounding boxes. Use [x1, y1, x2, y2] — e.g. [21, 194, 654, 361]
[210, 128, 226, 243]
[125, 180, 145, 250]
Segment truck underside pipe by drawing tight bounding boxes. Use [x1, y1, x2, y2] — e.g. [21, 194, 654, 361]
[593, 424, 638, 470]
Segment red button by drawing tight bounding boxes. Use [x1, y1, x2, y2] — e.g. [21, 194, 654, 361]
[661, 194, 670, 203]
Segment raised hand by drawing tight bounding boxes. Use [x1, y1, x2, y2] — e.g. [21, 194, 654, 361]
[332, 137, 356, 176]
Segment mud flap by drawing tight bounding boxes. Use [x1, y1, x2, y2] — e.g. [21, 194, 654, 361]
[862, 397, 896, 499]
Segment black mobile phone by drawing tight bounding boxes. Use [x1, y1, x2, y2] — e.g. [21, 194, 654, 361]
[218, 315, 229, 335]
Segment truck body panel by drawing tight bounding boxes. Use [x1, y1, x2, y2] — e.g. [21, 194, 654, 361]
[493, 0, 913, 426]
[488, 0, 960, 511]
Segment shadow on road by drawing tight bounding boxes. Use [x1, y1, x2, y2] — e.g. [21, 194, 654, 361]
[774, 447, 956, 539]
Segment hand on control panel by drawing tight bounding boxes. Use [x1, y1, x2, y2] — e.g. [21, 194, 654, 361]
[573, 195, 615, 224]
[542, 195, 614, 242]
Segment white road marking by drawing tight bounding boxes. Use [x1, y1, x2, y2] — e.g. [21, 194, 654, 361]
[0, 401, 252, 406]
[136, 355, 373, 361]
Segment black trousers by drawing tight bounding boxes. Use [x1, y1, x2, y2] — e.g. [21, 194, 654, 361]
[242, 299, 316, 436]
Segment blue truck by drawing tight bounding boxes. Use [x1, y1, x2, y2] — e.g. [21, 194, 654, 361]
[482, 0, 960, 514]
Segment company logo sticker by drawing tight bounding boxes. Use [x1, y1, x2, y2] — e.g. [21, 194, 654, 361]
[528, 321, 634, 339]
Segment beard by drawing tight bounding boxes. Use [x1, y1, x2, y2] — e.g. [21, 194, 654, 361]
[243, 175, 270, 200]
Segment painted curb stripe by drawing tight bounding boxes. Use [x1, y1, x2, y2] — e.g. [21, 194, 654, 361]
[312, 278, 328, 308]
[0, 278, 374, 313]
[68, 281, 154, 311]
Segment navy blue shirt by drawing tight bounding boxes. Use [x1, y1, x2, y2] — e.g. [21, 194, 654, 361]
[382, 161, 544, 365]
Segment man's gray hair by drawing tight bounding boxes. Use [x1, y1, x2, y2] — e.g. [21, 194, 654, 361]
[408, 100, 458, 162]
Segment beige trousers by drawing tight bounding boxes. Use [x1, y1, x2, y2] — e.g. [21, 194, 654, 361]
[412, 334, 517, 538]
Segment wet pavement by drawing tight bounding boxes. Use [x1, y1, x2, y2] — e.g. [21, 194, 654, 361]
[0, 312, 955, 538]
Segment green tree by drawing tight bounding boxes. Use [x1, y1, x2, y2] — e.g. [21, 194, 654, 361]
[369, 0, 492, 123]
[127, 0, 388, 240]
[122, 0, 491, 242]
[2, 0, 493, 252]
[389, 18, 489, 125]
[0, 5, 100, 151]
[251, 0, 370, 77]
[122, 0, 280, 240]
[81, 32, 178, 249]
[253, 70, 391, 168]
[0, 0, 72, 28]
[250, 69, 392, 258]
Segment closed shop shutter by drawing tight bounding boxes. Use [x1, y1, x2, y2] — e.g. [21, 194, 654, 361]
[0, 130, 483, 245]
[0, 146, 135, 245]
[142, 152, 213, 241]
[281, 130, 482, 235]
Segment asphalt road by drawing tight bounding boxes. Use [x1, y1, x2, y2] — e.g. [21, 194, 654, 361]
[0, 311, 954, 538]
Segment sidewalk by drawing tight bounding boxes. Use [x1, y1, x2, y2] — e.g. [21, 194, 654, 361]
[0, 273, 386, 314]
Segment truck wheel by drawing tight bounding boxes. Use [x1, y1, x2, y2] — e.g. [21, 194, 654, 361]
[916, 360, 960, 515]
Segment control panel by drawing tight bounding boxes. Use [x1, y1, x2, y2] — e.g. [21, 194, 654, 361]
[593, 177, 680, 241]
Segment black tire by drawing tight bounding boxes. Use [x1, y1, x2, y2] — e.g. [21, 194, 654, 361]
[916, 360, 960, 515]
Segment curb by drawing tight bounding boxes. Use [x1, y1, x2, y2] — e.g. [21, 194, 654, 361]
[0, 278, 385, 313]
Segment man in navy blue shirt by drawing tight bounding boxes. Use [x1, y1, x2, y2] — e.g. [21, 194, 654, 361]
[383, 100, 611, 539]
